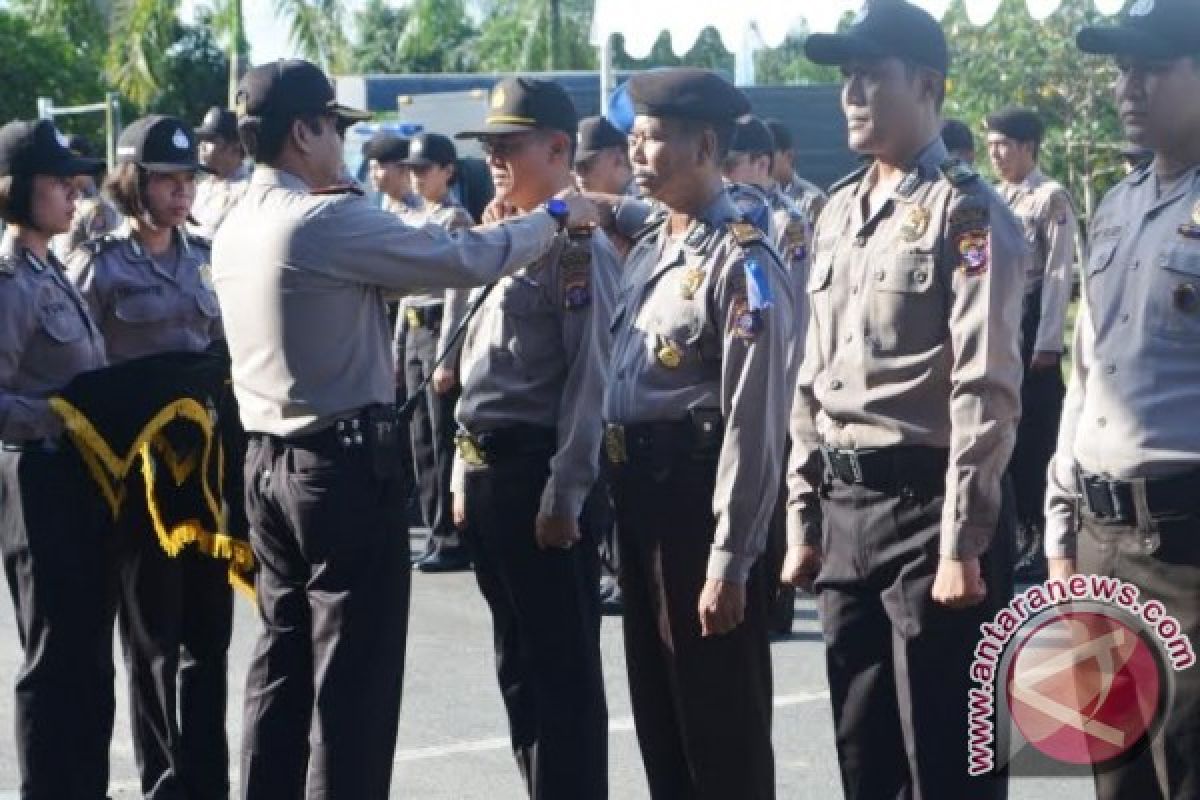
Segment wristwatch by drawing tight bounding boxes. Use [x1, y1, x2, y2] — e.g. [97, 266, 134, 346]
[544, 197, 569, 231]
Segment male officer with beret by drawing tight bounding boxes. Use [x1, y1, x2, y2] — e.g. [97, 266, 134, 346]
[784, 3, 1024, 797]
[212, 59, 596, 800]
[1047, 1, 1200, 796]
[450, 76, 618, 799]
[604, 67, 795, 799]
[985, 106, 1079, 583]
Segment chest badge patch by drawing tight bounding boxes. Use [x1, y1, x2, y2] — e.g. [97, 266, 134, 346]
[679, 267, 705, 300]
[656, 338, 683, 369]
[900, 206, 930, 242]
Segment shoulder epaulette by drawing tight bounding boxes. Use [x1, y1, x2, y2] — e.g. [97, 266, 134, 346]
[728, 220, 765, 246]
[630, 209, 668, 243]
[829, 163, 871, 195]
[940, 158, 979, 188]
[0, 255, 15, 276]
[310, 184, 364, 197]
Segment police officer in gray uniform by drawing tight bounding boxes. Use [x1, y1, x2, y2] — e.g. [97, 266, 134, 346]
[0, 119, 112, 800]
[604, 68, 795, 799]
[1047, 2, 1200, 796]
[191, 107, 249, 240]
[68, 114, 229, 800]
[212, 59, 596, 800]
[397, 133, 474, 572]
[785, 4, 1024, 797]
[450, 76, 618, 799]
[574, 115, 635, 197]
[766, 119, 828, 228]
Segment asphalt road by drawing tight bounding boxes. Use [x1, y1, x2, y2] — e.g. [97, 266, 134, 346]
[0, 531, 1099, 799]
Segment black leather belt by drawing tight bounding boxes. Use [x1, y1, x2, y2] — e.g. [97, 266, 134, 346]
[604, 411, 723, 467]
[251, 405, 388, 454]
[1076, 466, 1200, 526]
[820, 444, 949, 494]
[404, 304, 444, 331]
[455, 425, 556, 466]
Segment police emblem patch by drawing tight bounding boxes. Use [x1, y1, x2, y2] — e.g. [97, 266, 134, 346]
[173, 129, 190, 150]
[955, 230, 990, 276]
[730, 296, 762, 340]
[900, 206, 931, 242]
[564, 281, 590, 310]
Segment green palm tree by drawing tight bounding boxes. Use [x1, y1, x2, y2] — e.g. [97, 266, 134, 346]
[105, 0, 179, 107]
[274, 0, 350, 73]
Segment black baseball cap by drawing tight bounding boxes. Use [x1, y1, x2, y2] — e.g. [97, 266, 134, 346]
[0, 119, 104, 178]
[456, 76, 579, 139]
[626, 68, 751, 123]
[1077, 0, 1200, 59]
[984, 107, 1044, 144]
[196, 107, 239, 141]
[805, 0, 949, 75]
[117, 115, 211, 173]
[402, 133, 457, 167]
[363, 133, 410, 164]
[729, 116, 776, 156]
[575, 116, 628, 163]
[236, 59, 371, 125]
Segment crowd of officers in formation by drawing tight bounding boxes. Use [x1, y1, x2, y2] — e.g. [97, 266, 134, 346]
[0, 0, 1198, 798]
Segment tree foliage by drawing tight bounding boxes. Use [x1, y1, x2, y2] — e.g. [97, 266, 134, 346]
[475, 0, 597, 72]
[275, 0, 350, 72]
[349, 0, 410, 74]
[393, 0, 477, 73]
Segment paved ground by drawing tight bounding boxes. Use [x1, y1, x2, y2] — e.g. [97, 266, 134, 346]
[0, 531, 1099, 799]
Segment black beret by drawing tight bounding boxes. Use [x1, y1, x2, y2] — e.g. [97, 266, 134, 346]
[575, 116, 628, 162]
[764, 119, 793, 152]
[1078, 0, 1200, 60]
[806, 0, 949, 76]
[984, 107, 1044, 144]
[729, 116, 775, 156]
[941, 119, 975, 153]
[363, 133, 410, 164]
[626, 68, 751, 124]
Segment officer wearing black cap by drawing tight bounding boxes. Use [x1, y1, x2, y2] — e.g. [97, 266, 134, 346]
[1047, 2, 1200, 797]
[785, 3, 1024, 798]
[941, 117, 976, 164]
[765, 118, 828, 227]
[574, 115, 634, 196]
[66, 114, 232, 800]
[213, 59, 598, 799]
[984, 106, 1079, 584]
[192, 106, 249, 239]
[602, 67, 794, 799]
[395, 132, 474, 572]
[365, 132, 423, 216]
[0, 118, 112, 799]
[450, 75, 617, 799]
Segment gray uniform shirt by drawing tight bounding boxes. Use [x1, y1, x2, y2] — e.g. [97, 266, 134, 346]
[998, 168, 1078, 354]
[1045, 163, 1200, 558]
[0, 238, 107, 441]
[786, 138, 1026, 559]
[454, 227, 619, 520]
[68, 227, 222, 364]
[782, 172, 829, 228]
[189, 164, 250, 240]
[211, 166, 561, 437]
[604, 191, 796, 585]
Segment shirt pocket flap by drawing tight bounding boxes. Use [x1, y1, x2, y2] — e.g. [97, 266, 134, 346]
[114, 291, 169, 323]
[874, 252, 936, 294]
[39, 305, 85, 343]
[1087, 238, 1119, 277]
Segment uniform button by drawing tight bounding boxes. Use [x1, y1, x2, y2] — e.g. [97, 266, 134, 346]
[1120, 313, 1130, 323]
[876, 271, 886, 282]
[914, 271, 928, 284]
[1105, 364, 1117, 375]
[1131, 261, 1140, 271]
[829, 379, 844, 390]
[845, 334, 854, 343]
[1097, 417, 1107, 428]
[851, 286, 859, 295]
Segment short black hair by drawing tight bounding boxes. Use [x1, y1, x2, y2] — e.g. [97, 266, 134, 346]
[239, 113, 326, 165]
[675, 117, 735, 164]
[0, 173, 34, 226]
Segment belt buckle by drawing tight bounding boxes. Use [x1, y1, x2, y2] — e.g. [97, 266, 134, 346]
[605, 424, 627, 464]
[405, 307, 422, 330]
[455, 432, 485, 466]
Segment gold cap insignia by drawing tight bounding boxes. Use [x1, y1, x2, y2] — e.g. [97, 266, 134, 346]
[491, 88, 506, 110]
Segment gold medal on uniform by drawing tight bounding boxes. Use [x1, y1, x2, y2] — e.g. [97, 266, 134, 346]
[656, 339, 683, 369]
[679, 267, 705, 300]
[900, 206, 930, 242]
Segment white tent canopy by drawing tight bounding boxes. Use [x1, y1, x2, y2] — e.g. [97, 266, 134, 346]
[591, 0, 1125, 90]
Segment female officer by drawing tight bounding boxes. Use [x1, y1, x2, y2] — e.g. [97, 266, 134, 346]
[0, 119, 112, 798]
[67, 115, 229, 800]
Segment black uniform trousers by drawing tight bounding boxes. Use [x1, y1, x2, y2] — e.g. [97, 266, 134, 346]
[460, 447, 608, 799]
[402, 315, 459, 546]
[815, 473, 1006, 800]
[239, 433, 411, 800]
[1077, 513, 1200, 800]
[1009, 290, 1065, 559]
[0, 444, 117, 800]
[610, 455, 775, 800]
[115, 464, 233, 800]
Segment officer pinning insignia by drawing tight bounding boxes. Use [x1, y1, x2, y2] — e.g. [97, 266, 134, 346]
[656, 337, 683, 368]
[680, 266, 705, 300]
[900, 206, 931, 242]
[1173, 282, 1199, 313]
[954, 230, 990, 276]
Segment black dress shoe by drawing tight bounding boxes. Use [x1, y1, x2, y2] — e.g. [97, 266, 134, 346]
[416, 544, 472, 573]
[768, 584, 796, 636]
